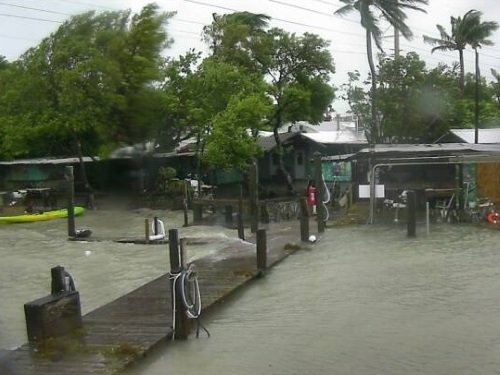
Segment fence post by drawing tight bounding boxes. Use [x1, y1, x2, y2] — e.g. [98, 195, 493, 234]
[225, 205, 233, 228]
[50, 266, 66, 294]
[300, 197, 310, 242]
[407, 190, 416, 237]
[145, 219, 150, 244]
[249, 160, 259, 233]
[237, 184, 245, 240]
[256, 229, 267, 273]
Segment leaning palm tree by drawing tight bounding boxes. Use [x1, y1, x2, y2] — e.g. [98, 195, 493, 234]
[464, 11, 498, 143]
[335, 0, 428, 143]
[423, 10, 486, 95]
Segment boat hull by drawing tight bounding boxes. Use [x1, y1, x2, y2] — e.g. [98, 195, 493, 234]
[0, 207, 85, 224]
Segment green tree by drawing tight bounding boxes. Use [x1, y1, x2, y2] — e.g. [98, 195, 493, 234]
[253, 29, 335, 191]
[376, 53, 459, 142]
[158, 50, 202, 152]
[0, 4, 173, 203]
[462, 10, 498, 142]
[335, 0, 428, 142]
[423, 10, 486, 95]
[491, 69, 500, 107]
[175, 58, 271, 176]
[202, 11, 270, 71]
[202, 15, 335, 189]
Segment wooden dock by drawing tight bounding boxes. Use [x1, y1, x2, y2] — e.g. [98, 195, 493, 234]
[2, 221, 308, 375]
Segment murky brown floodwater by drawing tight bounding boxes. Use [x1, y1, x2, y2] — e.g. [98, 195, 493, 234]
[0, 207, 236, 350]
[2, 209, 500, 375]
[125, 222, 500, 375]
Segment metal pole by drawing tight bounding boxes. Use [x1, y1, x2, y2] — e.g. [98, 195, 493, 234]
[65, 166, 76, 237]
[426, 201, 430, 235]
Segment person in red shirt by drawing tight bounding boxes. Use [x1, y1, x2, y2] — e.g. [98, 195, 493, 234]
[306, 180, 317, 215]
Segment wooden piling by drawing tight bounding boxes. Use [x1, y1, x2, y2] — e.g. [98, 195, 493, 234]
[299, 197, 310, 242]
[145, 219, 150, 244]
[237, 184, 244, 240]
[168, 229, 190, 339]
[65, 166, 76, 237]
[25, 266, 82, 342]
[256, 229, 267, 272]
[50, 266, 66, 294]
[407, 190, 416, 237]
[193, 204, 203, 224]
[225, 205, 233, 227]
[183, 181, 189, 227]
[249, 161, 259, 233]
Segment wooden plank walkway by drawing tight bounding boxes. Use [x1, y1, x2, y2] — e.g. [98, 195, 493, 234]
[2, 221, 309, 375]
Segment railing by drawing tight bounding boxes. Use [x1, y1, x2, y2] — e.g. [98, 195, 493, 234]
[262, 199, 301, 222]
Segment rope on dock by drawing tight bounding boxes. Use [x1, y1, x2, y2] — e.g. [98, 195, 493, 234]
[170, 264, 210, 340]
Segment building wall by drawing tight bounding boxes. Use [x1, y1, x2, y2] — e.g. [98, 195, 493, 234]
[476, 163, 500, 203]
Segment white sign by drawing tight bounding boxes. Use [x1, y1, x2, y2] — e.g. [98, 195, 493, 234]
[358, 184, 385, 199]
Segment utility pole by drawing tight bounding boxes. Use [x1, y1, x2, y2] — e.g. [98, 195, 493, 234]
[394, 0, 400, 59]
[474, 48, 480, 144]
[394, 26, 400, 58]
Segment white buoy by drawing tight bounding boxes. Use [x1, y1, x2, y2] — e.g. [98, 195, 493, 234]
[308, 235, 317, 243]
[85, 250, 92, 256]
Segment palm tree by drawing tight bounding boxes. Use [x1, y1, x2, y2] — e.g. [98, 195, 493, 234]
[464, 11, 498, 143]
[335, 0, 428, 143]
[423, 10, 484, 95]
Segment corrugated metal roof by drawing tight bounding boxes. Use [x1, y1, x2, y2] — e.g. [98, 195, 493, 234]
[257, 132, 311, 151]
[450, 128, 500, 144]
[0, 157, 96, 165]
[356, 143, 500, 155]
[302, 131, 367, 144]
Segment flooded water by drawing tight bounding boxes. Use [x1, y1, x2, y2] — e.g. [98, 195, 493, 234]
[125, 223, 500, 375]
[0, 207, 237, 350]
[3, 209, 500, 374]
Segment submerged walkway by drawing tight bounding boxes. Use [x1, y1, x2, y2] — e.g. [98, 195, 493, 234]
[3, 221, 308, 375]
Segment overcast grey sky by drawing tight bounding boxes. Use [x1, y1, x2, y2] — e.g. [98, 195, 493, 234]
[1, 0, 499, 112]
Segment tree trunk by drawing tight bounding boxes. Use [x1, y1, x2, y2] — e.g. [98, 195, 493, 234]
[272, 128, 295, 194]
[459, 49, 465, 95]
[366, 29, 378, 143]
[73, 134, 95, 209]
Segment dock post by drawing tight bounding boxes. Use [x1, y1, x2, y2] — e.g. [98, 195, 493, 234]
[183, 181, 189, 227]
[65, 166, 76, 237]
[256, 229, 267, 273]
[225, 205, 233, 228]
[25, 266, 82, 343]
[237, 184, 244, 240]
[300, 197, 310, 242]
[168, 229, 190, 339]
[407, 190, 416, 237]
[314, 152, 325, 233]
[51, 265, 66, 294]
[145, 219, 150, 244]
[193, 203, 203, 224]
[249, 160, 259, 233]
[426, 201, 430, 235]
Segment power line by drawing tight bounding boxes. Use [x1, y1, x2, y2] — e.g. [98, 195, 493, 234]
[0, 33, 38, 42]
[0, 2, 71, 16]
[269, 0, 500, 58]
[41, 0, 118, 11]
[183, 0, 364, 37]
[0, 12, 62, 23]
